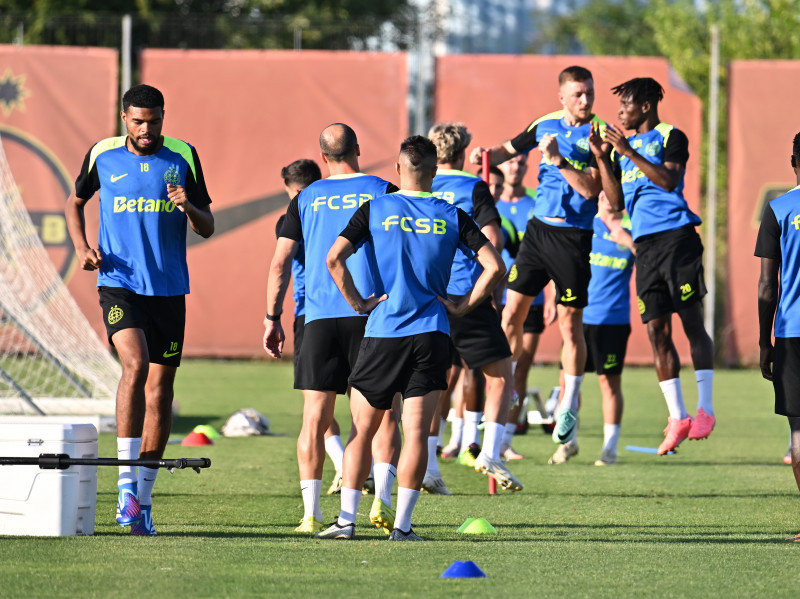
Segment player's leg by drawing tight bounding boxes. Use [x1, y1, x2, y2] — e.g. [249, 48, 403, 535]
[676, 301, 716, 439]
[440, 363, 463, 458]
[422, 384, 451, 494]
[789, 416, 800, 493]
[502, 290, 535, 359]
[323, 418, 345, 495]
[595, 373, 623, 465]
[458, 367, 485, 466]
[297, 389, 336, 530]
[503, 326, 541, 460]
[553, 304, 586, 444]
[371, 395, 402, 519]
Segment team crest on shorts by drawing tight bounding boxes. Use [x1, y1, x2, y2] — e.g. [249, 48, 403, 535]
[637, 297, 646, 315]
[508, 264, 518, 283]
[108, 304, 124, 325]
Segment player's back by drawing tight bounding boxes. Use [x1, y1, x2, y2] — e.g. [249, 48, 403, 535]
[295, 173, 392, 322]
[584, 215, 634, 326]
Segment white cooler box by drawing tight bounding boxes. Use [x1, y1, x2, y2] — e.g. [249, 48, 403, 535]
[0, 423, 98, 536]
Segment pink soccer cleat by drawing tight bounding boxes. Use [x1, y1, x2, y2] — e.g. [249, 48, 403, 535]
[658, 415, 693, 455]
[688, 408, 716, 440]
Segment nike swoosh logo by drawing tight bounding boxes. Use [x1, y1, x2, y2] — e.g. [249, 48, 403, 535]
[603, 360, 618, 369]
[681, 290, 695, 301]
[560, 296, 577, 302]
[162, 350, 181, 358]
[143, 478, 155, 482]
[110, 173, 128, 182]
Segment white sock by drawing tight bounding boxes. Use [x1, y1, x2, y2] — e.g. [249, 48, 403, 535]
[659, 378, 687, 419]
[561, 374, 583, 412]
[373, 462, 396, 507]
[695, 369, 714, 415]
[438, 417, 447, 439]
[117, 437, 141, 486]
[461, 410, 483, 449]
[337, 487, 362, 526]
[394, 486, 420, 533]
[300, 479, 323, 521]
[137, 467, 158, 506]
[324, 435, 345, 471]
[482, 421, 504, 460]
[602, 424, 621, 454]
[502, 422, 517, 449]
[447, 417, 464, 448]
[426, 436, 441, 477]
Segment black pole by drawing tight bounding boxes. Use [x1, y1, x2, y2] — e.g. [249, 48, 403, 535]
[0, 454, 211, 473]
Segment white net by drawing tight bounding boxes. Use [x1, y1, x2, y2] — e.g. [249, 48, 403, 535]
[0, 134, 119, 415]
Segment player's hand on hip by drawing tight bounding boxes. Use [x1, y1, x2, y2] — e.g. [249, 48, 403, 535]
[437, 295, 468, 317]
[360, 293, 388, 314]
[760, 345, 774, 381]
[167, 184, 188, 212]
[263, 322, 285, 359]
[80, 247, 102, 271]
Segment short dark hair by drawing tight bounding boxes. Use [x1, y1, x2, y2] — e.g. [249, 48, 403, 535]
[281, 159, 321, 189]
[319, 123, 358, 162]
[793, 132, 800, 161]
[611, 77, 665, 106]
[399, 135, 438, 173]
[122, 84, 164, 111]
[476, 165, 504, 178]
[559, 66, 593, 86]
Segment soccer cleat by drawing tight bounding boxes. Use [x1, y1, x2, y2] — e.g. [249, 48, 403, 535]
[501, 445, 524, 461]
[552, 409, 578, 444]
[369, 497, 395, 534]
[658, 415, 693, 455]
[315, 521, 355, 540]
[440, 443, 460, 459]
[548, 440, 579, 465]
[594, 449, 617, 466]
[326, 470, 343, 495]
[785, 532, 800, 542]
[115, 483, 141, 526]
[474, 452, 523, 492]
[688, 408, 716, 440]
[130, 504, 156, 536]
[421, 473, 452, 495]
[457, 443, 480, 467]
[388, 528, 424, 541]
[362, 475, 375, 495]
[294, 515, 324, 533]
[784, 448, 793, 465]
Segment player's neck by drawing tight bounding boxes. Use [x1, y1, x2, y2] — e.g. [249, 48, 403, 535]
[437, 161, 463, 172]
[500, 184, 526, 202]
[563, 112, 592, 127]
[635, 113, 660, 135]
[326, 160, 360, 177]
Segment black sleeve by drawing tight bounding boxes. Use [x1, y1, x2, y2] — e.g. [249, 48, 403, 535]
[610, 151, 622, 180]
[74, 147, 100, 200]
[385, 181, 400, 194]
[471, 181, 501, 228]
[280, 195, 302, 241]
[457, 208, 490, 254]
[509, 122, 539, 154]
[185, 146, 212, 208]
[663, 128, 689, 165]
[339, 202, 372, 247]
[755, 203, 781, 259]
[275, 214, 286, 239]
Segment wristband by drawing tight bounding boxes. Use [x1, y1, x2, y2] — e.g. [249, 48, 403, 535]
[265, 312, 282, 322]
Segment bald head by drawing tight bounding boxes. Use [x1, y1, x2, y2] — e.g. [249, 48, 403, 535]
[319, 123, 359, 162]
[396, 135, 438, 191]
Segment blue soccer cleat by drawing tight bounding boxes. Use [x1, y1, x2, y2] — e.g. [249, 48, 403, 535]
[131, 504, 157, 536]
[116, 483, 141, 526]
[552, 409, 578, 444]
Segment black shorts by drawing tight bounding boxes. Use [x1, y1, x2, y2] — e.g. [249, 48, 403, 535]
[448, 297, 511, 369]
[583, 323, 631, 376]
[295, 316, 366, 394]
[507, 218, 592, 308]
[293, 315, 305, 374]
[634, 225, 707, 323]
[349, 332, 451, 410]
[773, 338, 800, 417]
[98, 286, 185, 367]
[498, 302, 545, 335]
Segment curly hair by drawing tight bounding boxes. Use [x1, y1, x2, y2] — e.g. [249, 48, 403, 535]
[427, 121, 472, 164]
[122, 84, 164, 111]
[611, 77, 665, 106]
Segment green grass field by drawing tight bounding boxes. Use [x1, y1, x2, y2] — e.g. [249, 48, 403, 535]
[1, 360, 797, 598]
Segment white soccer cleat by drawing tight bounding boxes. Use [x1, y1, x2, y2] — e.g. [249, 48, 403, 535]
[474, 452, 523, 492]
[421, 473, 452, 495]
[548, 440, 579, 465]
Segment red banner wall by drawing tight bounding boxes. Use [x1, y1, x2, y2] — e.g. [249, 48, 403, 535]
[726, 61, 800, 366]
[434, 55, 703, 365]
[139, 50, 408, 357]
[0, 45, 118, 343]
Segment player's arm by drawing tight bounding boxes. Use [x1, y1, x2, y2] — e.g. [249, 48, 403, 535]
[469, 140, 518, 167]
[605, 124, 684, 192]
[439, 209, 506, 317]
[473, 180, 504, 252]
[758, 257, 779, 381]
[589, 122, 624, 211]
[539, 134, 602, 199]
[65, 149, 103, 271]
[327, 203, 387, 315]
[170, 147, 214, 238]
[263, 236, 299, 359]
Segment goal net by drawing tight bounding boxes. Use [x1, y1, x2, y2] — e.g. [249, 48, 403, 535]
[0, 133, 119, 416]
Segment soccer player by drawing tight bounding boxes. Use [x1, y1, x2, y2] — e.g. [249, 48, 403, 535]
[428, 121, 522, 492]
[495, 154, 553, 460]
[756, 131, 800, 541]
[64, 84, 215, 536]
[318, 135, 505, 540]
[470, 65, 605, 448]
[276, 159, 348, 494]
[263, 124, 401, 534]
[597, 77, 715, 455]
